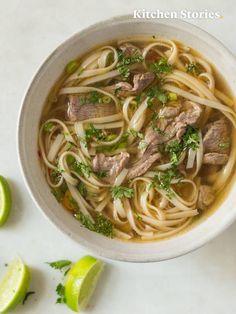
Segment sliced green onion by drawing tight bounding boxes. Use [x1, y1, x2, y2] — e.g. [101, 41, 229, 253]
[168, 92, 178, 101]
[66, 60, 79, 75]
[102, 96, 111, 104]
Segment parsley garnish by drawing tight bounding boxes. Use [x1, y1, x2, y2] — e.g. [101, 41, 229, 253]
[111, 186, 134, 199]
[88, 91, 100, 103]
[74, 212, 114, 238]
[77, 182, 87, 197]
[72, 162, 91, 178]
[116, 50, 144, 80]
[165, 126, 199, 164]
[186, 62, 199, 75]
[127, 128, 144, 139]
[147, 86, 169, 106]
[150, 58, 173, 79]
[56, 283, 66, 304]
[95, 170, 108, 178]
[218, 142, 230, 149]
[43, 122, 55, 132]
[182, 126, 200, 150]
[165, 140, 182, 165]
[85, 124, 106, 141]
[47, 260, 72, 270]
[151, 168, 182, 198]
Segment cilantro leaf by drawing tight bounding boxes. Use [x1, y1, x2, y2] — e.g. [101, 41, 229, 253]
[72, 162, 91, 178]
[150, 58, 173, 79]
[47, 260, 72, 270]
[74, 212, 114, 238]
[111, 186, 134, 199]
[56, 283, 66, 304]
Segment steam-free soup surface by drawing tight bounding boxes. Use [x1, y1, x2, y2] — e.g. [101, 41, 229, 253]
[39, 36, 236, 241]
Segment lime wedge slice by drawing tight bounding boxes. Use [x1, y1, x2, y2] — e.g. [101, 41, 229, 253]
[0, 176, 12, 226]
[65, 256, 104, 312]
[0, 257, 30, 313]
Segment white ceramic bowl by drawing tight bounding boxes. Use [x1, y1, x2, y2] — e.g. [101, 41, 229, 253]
[18, 15, 236, 262]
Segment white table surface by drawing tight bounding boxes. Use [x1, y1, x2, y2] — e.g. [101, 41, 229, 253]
[1, 1, 236, 313]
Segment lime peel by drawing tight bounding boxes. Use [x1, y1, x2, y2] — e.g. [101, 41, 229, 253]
[0, 175, 12, 227]
[65, 255, 104, 312]
[0, 257, 30, 313]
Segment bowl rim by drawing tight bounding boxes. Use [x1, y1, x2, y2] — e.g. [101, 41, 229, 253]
[17, 14, 236, 262]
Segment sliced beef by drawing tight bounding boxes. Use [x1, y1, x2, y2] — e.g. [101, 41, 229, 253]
[197, 185, 215, 210]
[203, 153, 229, 165]
[104, 72, 155, 97]
[92, 152, 130, 184]
[159, 105, 181, 119]
[203, 118, 230, 154]
[144, 102, 202, 148]
[171, 102, 202, 139]
[127, 152, 161, 180]
[67, 95, 116, 122]
[119, 43, 141, 57]
[132, 72, 155, 93]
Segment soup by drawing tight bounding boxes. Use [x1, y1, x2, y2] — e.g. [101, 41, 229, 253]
[38, 36, 236, 241]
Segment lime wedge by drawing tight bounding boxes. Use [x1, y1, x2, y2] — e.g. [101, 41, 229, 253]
[0, 257, 30, 313]
[65, 256, 104, 312]
[0, 176, 12, 226]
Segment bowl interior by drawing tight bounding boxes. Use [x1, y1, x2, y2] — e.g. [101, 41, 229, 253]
[18, 16, 236, 262]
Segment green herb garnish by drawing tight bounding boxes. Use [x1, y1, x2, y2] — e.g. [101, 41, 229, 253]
[43, 122, 55, 132]
[72, 162, 91, 178]
[127, 128, 144, 139]
[95, 170, 108, 178]
[77, 182, 87, 197]
[116, 50, 144, 80]
[218, 142, 230, 149]
[47, 260, 72, 271]
[85, 124, 106, 141]
[165, 140, 182, 165]
[111, 186, 134, 199]
[182, 126, 200, 150]
[147, 86, 169, 106]
[56, 283, 66, 304]
[150, 58, 173, 79]
[186, 62, 199, 75]
[151, 168, 182, 198]
[74, 212, 114, 238]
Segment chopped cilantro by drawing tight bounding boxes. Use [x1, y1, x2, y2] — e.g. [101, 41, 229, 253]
[150, 58, 173, 79]
[77, 182, 87, 197]
[111, 186, 134, 199]
[46, 260, 72, 270]
[85, 124, 106, 141]
[56, 283, 66, 304]
[186, 62, 199, 75]
[218, 142, 230, 149]
[165, 140, 182, 165]
[151, 168, 182, 198]
[74, 212, 114, 238]
[182, 126, 200, 150]
[147, 86, 169, 106]
[72, 162, 91, 178]
[88, 91, 100, 103]
[95, 170, 108, 178]
[43, 122, 55, 132]
[127, 128, 144, 139]
[116, 50, 144, 80]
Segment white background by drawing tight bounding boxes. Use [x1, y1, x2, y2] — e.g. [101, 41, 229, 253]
[1, 1, 236, 313]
